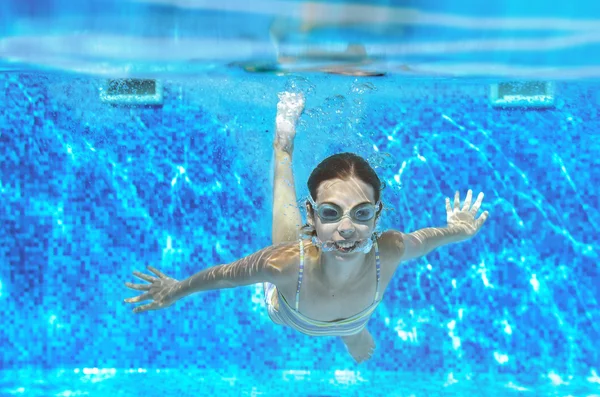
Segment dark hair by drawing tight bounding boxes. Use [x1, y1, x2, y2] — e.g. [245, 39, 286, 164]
[301, 153, 382, 237]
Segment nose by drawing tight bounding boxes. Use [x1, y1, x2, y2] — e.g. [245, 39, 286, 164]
[337, 217, 355, 238]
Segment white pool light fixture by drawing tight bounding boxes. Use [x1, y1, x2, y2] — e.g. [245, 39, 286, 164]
[100, 78, 163, 105]
[490, 81, 555, 108]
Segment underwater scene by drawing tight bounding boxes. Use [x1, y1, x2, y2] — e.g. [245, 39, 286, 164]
[1, 0, 600, 396]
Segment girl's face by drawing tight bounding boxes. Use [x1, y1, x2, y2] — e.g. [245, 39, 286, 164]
[308, 176, 379, 255]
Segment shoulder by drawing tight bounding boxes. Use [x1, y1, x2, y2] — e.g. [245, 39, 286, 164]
[376, 230, 406, 264]
[263, 239, 310, 285]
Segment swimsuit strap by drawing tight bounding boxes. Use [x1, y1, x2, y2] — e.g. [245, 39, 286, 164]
[374, 240, 381, 302]
[295, 239, 305, 311]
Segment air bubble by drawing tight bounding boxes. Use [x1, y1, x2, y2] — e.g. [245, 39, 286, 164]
[284, 76, 315, 96]
[368, 152, 395, 169]
[350, 81, 377, 95]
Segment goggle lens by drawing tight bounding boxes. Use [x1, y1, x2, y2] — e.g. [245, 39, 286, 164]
[317, 203, 378, 223]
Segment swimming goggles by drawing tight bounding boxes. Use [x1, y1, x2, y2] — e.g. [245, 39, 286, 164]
[307, 195, 381, 224]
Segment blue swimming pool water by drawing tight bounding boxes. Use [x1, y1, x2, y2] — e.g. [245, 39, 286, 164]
[1, 1, 600, 397]
[2, 72, 599, 396]
[2, 0, 600, 77]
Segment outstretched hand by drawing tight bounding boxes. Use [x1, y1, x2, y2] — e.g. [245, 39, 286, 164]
[124, 266, 181, 314]
[445, 189, 489, 238]
[275, 92, 305, 154]
[277, 92, 305, 121]
[276, 92, 305, 133]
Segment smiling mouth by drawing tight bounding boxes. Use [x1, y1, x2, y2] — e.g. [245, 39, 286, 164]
[334, 241, 359, 253]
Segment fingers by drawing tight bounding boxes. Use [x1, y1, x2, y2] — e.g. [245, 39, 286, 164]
[453, 191, 461, 211]
[445, 197, 452, 216]
[132, 302, 159, 314]
[132, 271, 156, 283]
[462, 189, 473, 211]
[278, 91, 304, 104]
[277, 92, 306, 116]
[125, 282, 150, 291]
[471, 192, 485, 215]
[147, 266, 168, 279]
[448, 190, 485, 214]
[476, 210, 490, 229]
[124, 292, 151, 304]
[445, 189, 489, 233]
[278, 91, 295, 101]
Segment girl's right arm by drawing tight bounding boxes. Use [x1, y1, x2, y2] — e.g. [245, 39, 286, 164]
[124, 241, 299, 313]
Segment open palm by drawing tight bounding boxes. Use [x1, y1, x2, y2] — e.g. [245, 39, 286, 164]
[124, 266, 180, 314]
[445, 189, 489, 238]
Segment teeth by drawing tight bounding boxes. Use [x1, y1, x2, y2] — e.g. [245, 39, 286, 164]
[337, 241, 356, 248]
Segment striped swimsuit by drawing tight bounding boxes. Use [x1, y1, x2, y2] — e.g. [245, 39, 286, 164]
[263, 238, 382, 337]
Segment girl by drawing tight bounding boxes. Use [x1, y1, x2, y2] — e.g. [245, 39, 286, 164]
[124, 92, 489, 363]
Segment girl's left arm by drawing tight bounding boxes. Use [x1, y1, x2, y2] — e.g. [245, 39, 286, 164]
[383, 189, 489, 264]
